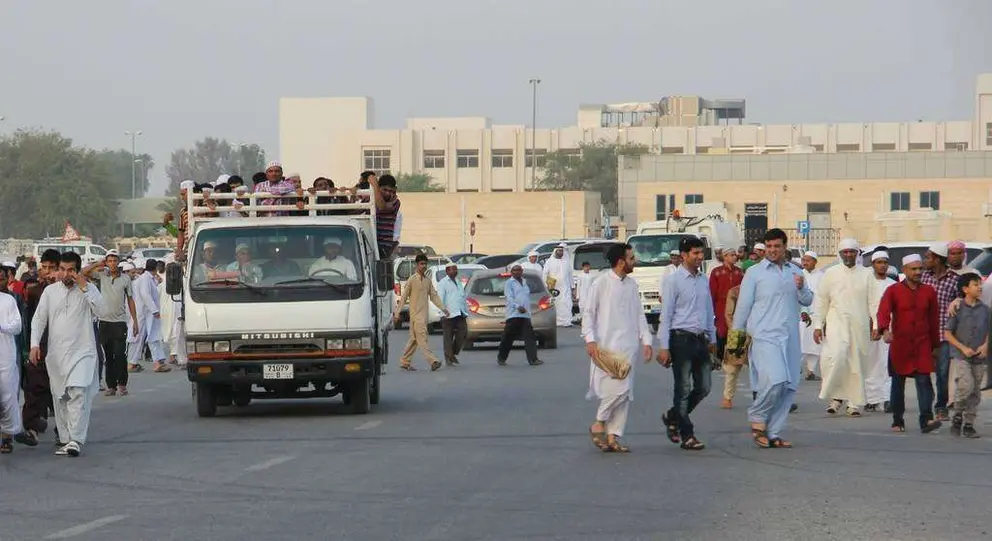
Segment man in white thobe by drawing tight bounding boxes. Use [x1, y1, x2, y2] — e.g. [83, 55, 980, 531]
[30, 253, 108, 457]
[799, 251, 824, 380]
[575, 261, 595, 312]
[308, 238, 358, 280]
[584, 243, 652, 453]
[134, 260, 169, 372]
[542, 243, 574, 328]
[865, 250, 895, 412]
[0, 284, 24, 452]
[813, 238, 882, 416]
[520, 251, 543, 273]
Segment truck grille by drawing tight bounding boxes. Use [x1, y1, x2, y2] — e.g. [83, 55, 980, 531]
[234, 343, 323, 355]
[641, 291, 660, 302]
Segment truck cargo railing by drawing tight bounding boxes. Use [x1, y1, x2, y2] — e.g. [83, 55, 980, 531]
[186, 189, 378, 227]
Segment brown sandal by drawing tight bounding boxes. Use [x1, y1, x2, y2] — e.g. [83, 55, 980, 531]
[751, 425, 771, 448]
[400, 365, 417, 371]
[589, 427, 608, 450]
[603, 437, 630, 453]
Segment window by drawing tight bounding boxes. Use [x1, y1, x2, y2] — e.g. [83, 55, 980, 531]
[362, 149, 391, 176]
[655, 194, 675, 220]
[920, 191, 940, 211]
[491, 149, 513, 168]
[872, 143, 896, 152]
[890, 192, 910, 211]
[524, 149, 548, 168]
[456, 149, 479, 168]
[807, 202, 831, 213]
[661, 146, 684, 154]
[945, 142, 969, 151]
[908, 142, 932, 151]
[684, 194, 703, 205]
[423, 150, 445, 169]
[987, 122, 992, 146]
[560, 148, 581, 165]
[836, 143, 860, 152]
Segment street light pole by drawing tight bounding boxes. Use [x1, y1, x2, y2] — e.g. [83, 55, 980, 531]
[529, 78, 541, 187]
[124, 130, 143, 236]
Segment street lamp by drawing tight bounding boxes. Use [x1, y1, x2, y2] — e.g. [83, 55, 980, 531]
[528, 79, 542, 187]
[125, 130, 143, 236]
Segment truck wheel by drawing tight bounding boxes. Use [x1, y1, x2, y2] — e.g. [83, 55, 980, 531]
[545, 333, 558, 349]
[348, 377, 371, 414]
[233, 390, 251, 407]
[194, 382, 217, 418]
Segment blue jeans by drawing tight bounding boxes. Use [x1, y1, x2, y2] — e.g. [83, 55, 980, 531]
[890, 373, 935, 429]
[934, 342, 951, 411]
[666, 332, 712, 439]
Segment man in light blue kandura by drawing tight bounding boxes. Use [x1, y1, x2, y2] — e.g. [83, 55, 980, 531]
[730, 228, 813, 449]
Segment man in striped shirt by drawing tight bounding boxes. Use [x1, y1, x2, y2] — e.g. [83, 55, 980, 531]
[368, 173, 400, 259]
[921, 242, 958, 421]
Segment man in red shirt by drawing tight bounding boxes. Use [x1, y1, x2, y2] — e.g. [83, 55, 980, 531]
[876, 254, 942, 434]
[709, 250, 743, 378]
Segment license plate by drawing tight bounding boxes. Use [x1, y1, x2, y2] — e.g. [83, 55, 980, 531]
[491, 306, 505, 315]
[263, 363, 294, 380]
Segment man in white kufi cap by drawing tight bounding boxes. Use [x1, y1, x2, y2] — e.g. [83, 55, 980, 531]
[798, 251, 824, 380]
[864, 250, 896, 412]
[520, 251, 543, 273]
[542, 243, 574, 327]
[813, 238, 885, 416]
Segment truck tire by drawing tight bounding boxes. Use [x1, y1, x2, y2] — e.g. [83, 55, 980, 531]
[233, 390, 251, 408]
[194, 382, 217, 418]
[347, 377, 371, 414]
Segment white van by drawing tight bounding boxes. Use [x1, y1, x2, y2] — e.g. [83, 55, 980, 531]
[33, 242, 109, 265]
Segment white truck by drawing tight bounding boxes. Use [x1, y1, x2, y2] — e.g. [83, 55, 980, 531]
[627, 213, 741, 327]
[165, 189, 394, 417]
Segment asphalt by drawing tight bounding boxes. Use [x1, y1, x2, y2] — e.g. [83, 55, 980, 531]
[2, 327, 992, 541]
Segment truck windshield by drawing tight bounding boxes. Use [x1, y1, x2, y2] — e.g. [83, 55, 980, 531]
[627, 234, 689, 267]
[189, 225, 365, 303]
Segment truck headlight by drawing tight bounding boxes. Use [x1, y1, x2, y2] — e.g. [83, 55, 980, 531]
[345, 337, 372, 350]
[195, 342, 213, 353]
[213, 341, 230, 352]
[326, 339, 344, 350]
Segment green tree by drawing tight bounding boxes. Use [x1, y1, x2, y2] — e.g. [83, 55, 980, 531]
[395, 172, 443, 192]
[95, 149, 154, 199]
[0, 130, 121, 240]
[535, 140, 649, 214]
[164, 138, 266, 196]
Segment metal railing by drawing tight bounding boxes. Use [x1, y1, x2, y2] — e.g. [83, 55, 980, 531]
[742, 228, 842, 254]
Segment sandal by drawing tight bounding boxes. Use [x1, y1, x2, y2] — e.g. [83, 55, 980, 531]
[430, 361, 442, 372]
[0, 438, 12, 454]
[680, 436, 706, 451]
[400, 365, 417, 371]
[661, 412, 680, 444]
[104, 388, 117, 397]
[921, 420, 942, 434]
[751, 425, 771, 448]
[891, 423, 906, 433]
[589, 427, 608, 450]
[118, 386, 129, 396]
[15, 430, 39, 447]
[769, 437, 793, 448]
[603, 437, 630, 453]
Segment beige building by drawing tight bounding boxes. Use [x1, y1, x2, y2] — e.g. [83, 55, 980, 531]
[279, 74, 992, 198]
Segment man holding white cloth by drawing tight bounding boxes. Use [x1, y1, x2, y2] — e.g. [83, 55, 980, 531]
[542, 243, 574, 328]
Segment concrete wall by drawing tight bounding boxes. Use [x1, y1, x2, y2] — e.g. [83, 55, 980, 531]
[397, 191, 601, 255]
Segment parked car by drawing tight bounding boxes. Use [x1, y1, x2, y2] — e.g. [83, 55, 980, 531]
[509, 252, 552, 269]
[463, 269, 557, 349]
[392, 255, 452, 328]
[426, 264, 488, 333]
[475, 254, 526, 269]
[858, 241, 990, 280]
[395, 244, 437, 257]
[518, 239, 601, 255]
[447, 252, 487, 264]
[129, 247, 175, 268]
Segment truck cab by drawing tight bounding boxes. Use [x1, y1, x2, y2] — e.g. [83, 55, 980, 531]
[167, 189, 394, 417]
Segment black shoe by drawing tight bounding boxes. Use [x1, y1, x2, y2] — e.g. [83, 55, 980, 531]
[14, 431, 38, 447]
[962, 424, 980, 439]
[752, 391, 757, 401]
[529, 359, 544, 366]
[864, 403, 877, 412]
[951, 414, 963, 436]
[882, 401, 892, 413]
[497, 359, 507, 366]
[789, 403, 798, 413]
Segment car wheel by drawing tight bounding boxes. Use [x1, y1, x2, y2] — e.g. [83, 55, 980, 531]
[194, 382, 217, 418]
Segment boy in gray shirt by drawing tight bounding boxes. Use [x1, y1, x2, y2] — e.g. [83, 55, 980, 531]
[945, 272, 990, 438]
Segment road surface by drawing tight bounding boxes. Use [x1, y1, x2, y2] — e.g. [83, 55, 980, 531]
[2, 327, 990, 540]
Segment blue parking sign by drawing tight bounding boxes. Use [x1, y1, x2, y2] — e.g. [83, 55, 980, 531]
[797, 220, 810, 235]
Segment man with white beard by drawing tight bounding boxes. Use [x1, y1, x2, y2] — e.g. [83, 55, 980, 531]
[30, 252, 108, 457]
[799, 252, 824, 381]
[520, 251, 543, 273]
[865, 251, 895, 412]
[813, 238, 883, 416]
[542, 243, 574, 328]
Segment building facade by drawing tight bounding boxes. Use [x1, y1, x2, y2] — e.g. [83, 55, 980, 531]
[279, 74, 992, 197]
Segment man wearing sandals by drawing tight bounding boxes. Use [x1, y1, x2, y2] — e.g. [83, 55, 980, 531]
[395, 254, 448, 372]
[875, 254, 942, 434]
[584, 243, 652, 453]
[657, 236, 716, 451]
[730, 229, 813, 449]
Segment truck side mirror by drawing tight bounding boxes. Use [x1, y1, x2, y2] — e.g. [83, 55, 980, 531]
[375, 260, 394, 292]
[165, 262, 184, 296]
[703, 247, 713, 260]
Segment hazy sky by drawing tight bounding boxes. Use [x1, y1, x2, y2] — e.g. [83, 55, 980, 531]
[1, 0, 989, 195]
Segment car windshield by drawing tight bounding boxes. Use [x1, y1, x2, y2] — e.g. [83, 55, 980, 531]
[395, 245, 436, 257]
[966, 249, 992, 276]
[518, 243, 539, 254]
[190, 225, 364, 290]
[434, 268, 484, 284]
[627, 234, 690, 267]
[571, 244, 622, 271]
[396, 257, 450, 281]
[470, 274, 545, 296]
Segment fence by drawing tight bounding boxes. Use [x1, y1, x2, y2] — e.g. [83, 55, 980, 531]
[742, 228, 842, 255]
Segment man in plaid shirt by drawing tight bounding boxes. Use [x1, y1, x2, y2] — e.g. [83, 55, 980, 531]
[921, 242, 957, 421]
[253, 161, 298, 216]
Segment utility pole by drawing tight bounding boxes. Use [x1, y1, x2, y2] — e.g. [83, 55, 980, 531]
[124, 130, 143, 236]
[529, 78, 541, 187]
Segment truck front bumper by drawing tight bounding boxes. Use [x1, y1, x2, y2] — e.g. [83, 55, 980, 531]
[187, 355, 374, 385]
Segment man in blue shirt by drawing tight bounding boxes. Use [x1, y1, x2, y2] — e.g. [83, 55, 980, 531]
[658, 236, 717, 451]
[497, 265, 543, 367]
[437, 263, 469, 366]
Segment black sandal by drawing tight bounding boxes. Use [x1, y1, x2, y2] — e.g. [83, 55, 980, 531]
[661, 412, 680, 444]
[0, 438, 12, 454]
[768, 437, 793, 448]
[680, 437, 705, 451]
[430, 361, 442, 372]
[752, 426, 771, 448]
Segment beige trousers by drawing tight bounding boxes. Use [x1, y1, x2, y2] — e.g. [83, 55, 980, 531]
[723, 363, 746, 401]
[401, 319, 441, 368]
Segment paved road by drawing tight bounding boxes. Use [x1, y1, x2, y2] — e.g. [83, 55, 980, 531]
[2, 327, 991, 540]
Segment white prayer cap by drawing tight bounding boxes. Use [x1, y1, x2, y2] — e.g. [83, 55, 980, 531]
[838, 238, 859, 252]
[1, 260, 15, 268]
[323, 237, 342, 246]
[215, 174, 230, 186]
[871, 251, 890, 262]
[235, 243, 251, 253]
[445, 262, 457, 268]
[287, 172, 301, 179]
[265, 161, 282, 170]
[803, 251, 818, 259]
[527, 251, 540, 257]
[753, 243, 766, 251]
[669, 250, 679, 256]
[902, 254, 923, 266]
[120, 262, 135, 271]
[179, 180, 195, 190]
[106, 249, 119, 257]
[203, 240, 217, 250]
[928, 242, 948, 258]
